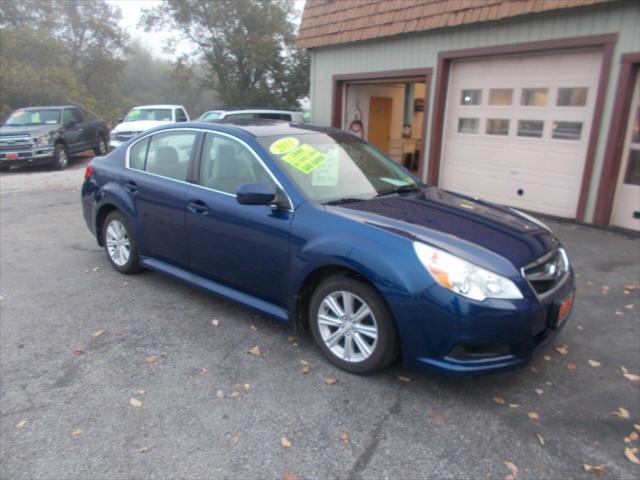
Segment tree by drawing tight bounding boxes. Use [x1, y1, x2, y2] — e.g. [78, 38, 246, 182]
[141, 0, 309, 109]
[0, 0, 131, 121]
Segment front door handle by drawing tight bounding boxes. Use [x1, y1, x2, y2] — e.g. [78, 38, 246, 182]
[124, 181, 138, 193]
[187, 199, 209, 215]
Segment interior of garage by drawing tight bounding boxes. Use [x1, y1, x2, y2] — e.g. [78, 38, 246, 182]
[342, 81, 426, 175]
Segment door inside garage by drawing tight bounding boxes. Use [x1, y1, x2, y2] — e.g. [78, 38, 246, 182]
[440, 49, 603, 218]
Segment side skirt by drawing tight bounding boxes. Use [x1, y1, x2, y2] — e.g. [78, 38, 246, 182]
[139, 256, 290, 323]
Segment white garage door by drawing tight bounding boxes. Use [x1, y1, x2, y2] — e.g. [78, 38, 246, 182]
[440, 49, 602, 217]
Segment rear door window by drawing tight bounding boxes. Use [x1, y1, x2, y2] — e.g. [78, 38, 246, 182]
[129, 131, 199, 181]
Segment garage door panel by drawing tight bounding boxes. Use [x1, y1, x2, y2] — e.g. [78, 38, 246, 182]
[441, 49, 602, 217]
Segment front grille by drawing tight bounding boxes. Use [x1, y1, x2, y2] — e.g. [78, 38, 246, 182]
[116, 131, 140, 141]
[0, 135, 33, 151]
[523, 248, 569, 296]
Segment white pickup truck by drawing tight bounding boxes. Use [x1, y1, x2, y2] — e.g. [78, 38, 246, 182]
[109, 104, 190, 150]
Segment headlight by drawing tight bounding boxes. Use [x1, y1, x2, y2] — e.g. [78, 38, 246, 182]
[110, 131, 116, 140]
[510, 208, 552, 232]
[413, 242, 523, 301]
[35, 134, 51, 146]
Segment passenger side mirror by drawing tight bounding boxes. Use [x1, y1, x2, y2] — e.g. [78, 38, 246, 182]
[117, 117, 124, 124]
[236, 182, 276, 206]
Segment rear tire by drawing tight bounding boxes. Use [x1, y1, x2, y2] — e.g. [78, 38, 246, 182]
[102, 210, 142, 274]
[94, 134, 107, 156]
[309, 274, 399, 374]
[53, 143, 69, 170]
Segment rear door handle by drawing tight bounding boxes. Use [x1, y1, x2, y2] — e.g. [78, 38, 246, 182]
[187, 199, 209, 215]
[124, 181, 138, 193]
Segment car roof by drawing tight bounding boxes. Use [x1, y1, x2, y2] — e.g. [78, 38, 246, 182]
[202, 108, 302, 114]
[183, 119, 343, 138]
[19, 106, 75, 110]
[131, 105, 184, 109]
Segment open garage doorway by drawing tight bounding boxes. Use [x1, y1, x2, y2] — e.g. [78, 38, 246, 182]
[332, 69, 432, 180]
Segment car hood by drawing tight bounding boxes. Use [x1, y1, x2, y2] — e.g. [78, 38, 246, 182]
[113, 120, 171, 132]
[331, 187, 558, 269]
[0, 125, 56, 136]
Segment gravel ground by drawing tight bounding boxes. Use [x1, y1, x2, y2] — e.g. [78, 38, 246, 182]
[1, 162, 639, 480]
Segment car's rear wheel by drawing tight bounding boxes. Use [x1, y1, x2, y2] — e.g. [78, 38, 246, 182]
[53, 143, 69, 170]
[94, 134, 107, 156]
[309, 274, 398, 374]
[102, 211, 141, 274]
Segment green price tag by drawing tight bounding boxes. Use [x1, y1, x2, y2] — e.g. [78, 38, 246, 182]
[281, 144, 327, 174]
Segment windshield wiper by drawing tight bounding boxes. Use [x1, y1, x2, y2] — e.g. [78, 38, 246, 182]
[323, 198, 365, 205]
[375, 184, 421, 197]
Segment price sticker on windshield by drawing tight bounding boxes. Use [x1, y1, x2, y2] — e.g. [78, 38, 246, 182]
[280, 144, 327, 174]
[269, 137, 300, 155]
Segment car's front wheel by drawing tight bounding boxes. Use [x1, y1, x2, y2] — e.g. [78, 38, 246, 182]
[309, 274, 398, 374]
[53, 143, 69, 170]
[102, 211, 141, 274]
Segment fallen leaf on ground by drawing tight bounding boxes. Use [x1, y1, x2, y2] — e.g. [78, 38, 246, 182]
[139, 447, 150, 453]
[72, 428, 83, 437]
[614, 407, 630, 418]
[566, 362, 577, 371]
[583, 464, 606, 475]
[543, 355, 551, 362]
[340, 431, 349, 445]
[531, 366, 539, 374]
[288, 336, 297, 342]
[283, 473, 299, 480]
[16, 420, 26, 429]
[248, 346, 261, 356]
[536, 433, 545, 446]
[504, 461, 518, 479]
[91, 329, 104, 337]
[73, 350, 85, 356]
[576, 324, 584, 331]
[230, 391, 240, 398]
[555, 345, 568, 355]
[528, 412, 539, 421]
[232, 433, 239, 446]
[324, 377, 337, 385]
[635, 424, 640, 431]
[624, 447, 640, 465]
[398, 376, 412, 383]
[115, 329, 124, 336]
[92, 266, 100, 272]
[626, 304, 635, 310]
[301, 365, 310, 374]
[587, 281, 595, 286]
[281, 436, 292, 448]
[243, 384, 250, 390]
[427, 409, 446, 424]
[145, 355, 158, 364]
[216, 390, 224, 399]
[624, 431, 639, 443]
[493, 397, 506, 405]
[233, 383, 244, 390]
[588, 360, 601, 368]
[300, 359, 309, 366]
[509, 404, 519, 410]
[250, 324, 257, 331]
[535, 388, 544, 395]
[137, 389, 145, 395]
[211, 319, 219, 327]
[624, 372, 640, 382]
[615, 309, 624, 316]
[130, 398, 142, 408]
[196, 369, 208, 376]
[624, 284, 639, 291]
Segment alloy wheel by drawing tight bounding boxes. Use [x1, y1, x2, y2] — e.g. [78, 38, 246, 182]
[317, 290, 378, 363]
[105, 219, 131, 266]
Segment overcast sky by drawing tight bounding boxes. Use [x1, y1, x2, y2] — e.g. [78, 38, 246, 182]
[108, 0, 306, 60]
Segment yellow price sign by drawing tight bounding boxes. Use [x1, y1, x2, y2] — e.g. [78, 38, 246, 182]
[269, 137, 300, 155]
[281, 144, 327, 174]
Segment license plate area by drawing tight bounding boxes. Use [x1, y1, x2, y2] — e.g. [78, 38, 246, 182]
[5, 153, 18, 160]
[548, 292, 574, 329]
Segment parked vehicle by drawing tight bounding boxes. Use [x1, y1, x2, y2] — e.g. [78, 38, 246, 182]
[109, 105, 189, 150]
[198, 108, 306, 123]
[81, 120, 575, 376]
[0, 106, 109, 170]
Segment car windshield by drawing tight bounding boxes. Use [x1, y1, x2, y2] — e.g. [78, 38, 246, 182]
[124, 108, 172, 122]
[258, 132, 417, 204]
[200, 111, 223, 121]
[4, 109, 61, 126]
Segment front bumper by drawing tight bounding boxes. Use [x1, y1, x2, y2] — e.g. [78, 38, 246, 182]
[0, 147, 54, 167]
[396, 272, 576, 377]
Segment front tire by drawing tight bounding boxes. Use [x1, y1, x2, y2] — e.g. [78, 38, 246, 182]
[102, 211, 141, 274]
[53, 143, 69, 170]
[309, 274, 399, 374]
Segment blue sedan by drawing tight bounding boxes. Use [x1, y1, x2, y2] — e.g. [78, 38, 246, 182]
[81, 120, 575, 376]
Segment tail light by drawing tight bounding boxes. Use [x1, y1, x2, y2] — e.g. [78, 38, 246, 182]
[84, 164, 93, 180]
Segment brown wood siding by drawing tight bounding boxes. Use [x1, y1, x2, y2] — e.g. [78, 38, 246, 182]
[297, 0, 615, 49]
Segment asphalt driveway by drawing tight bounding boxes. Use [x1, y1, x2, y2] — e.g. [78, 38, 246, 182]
[1, 164, 639, 480]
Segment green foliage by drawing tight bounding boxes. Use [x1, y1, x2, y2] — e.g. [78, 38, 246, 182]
[142, 0, 309, 109]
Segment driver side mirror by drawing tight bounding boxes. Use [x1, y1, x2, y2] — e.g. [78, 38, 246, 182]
[117, 117, 124, 124]
[236, 182, 277, 206]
